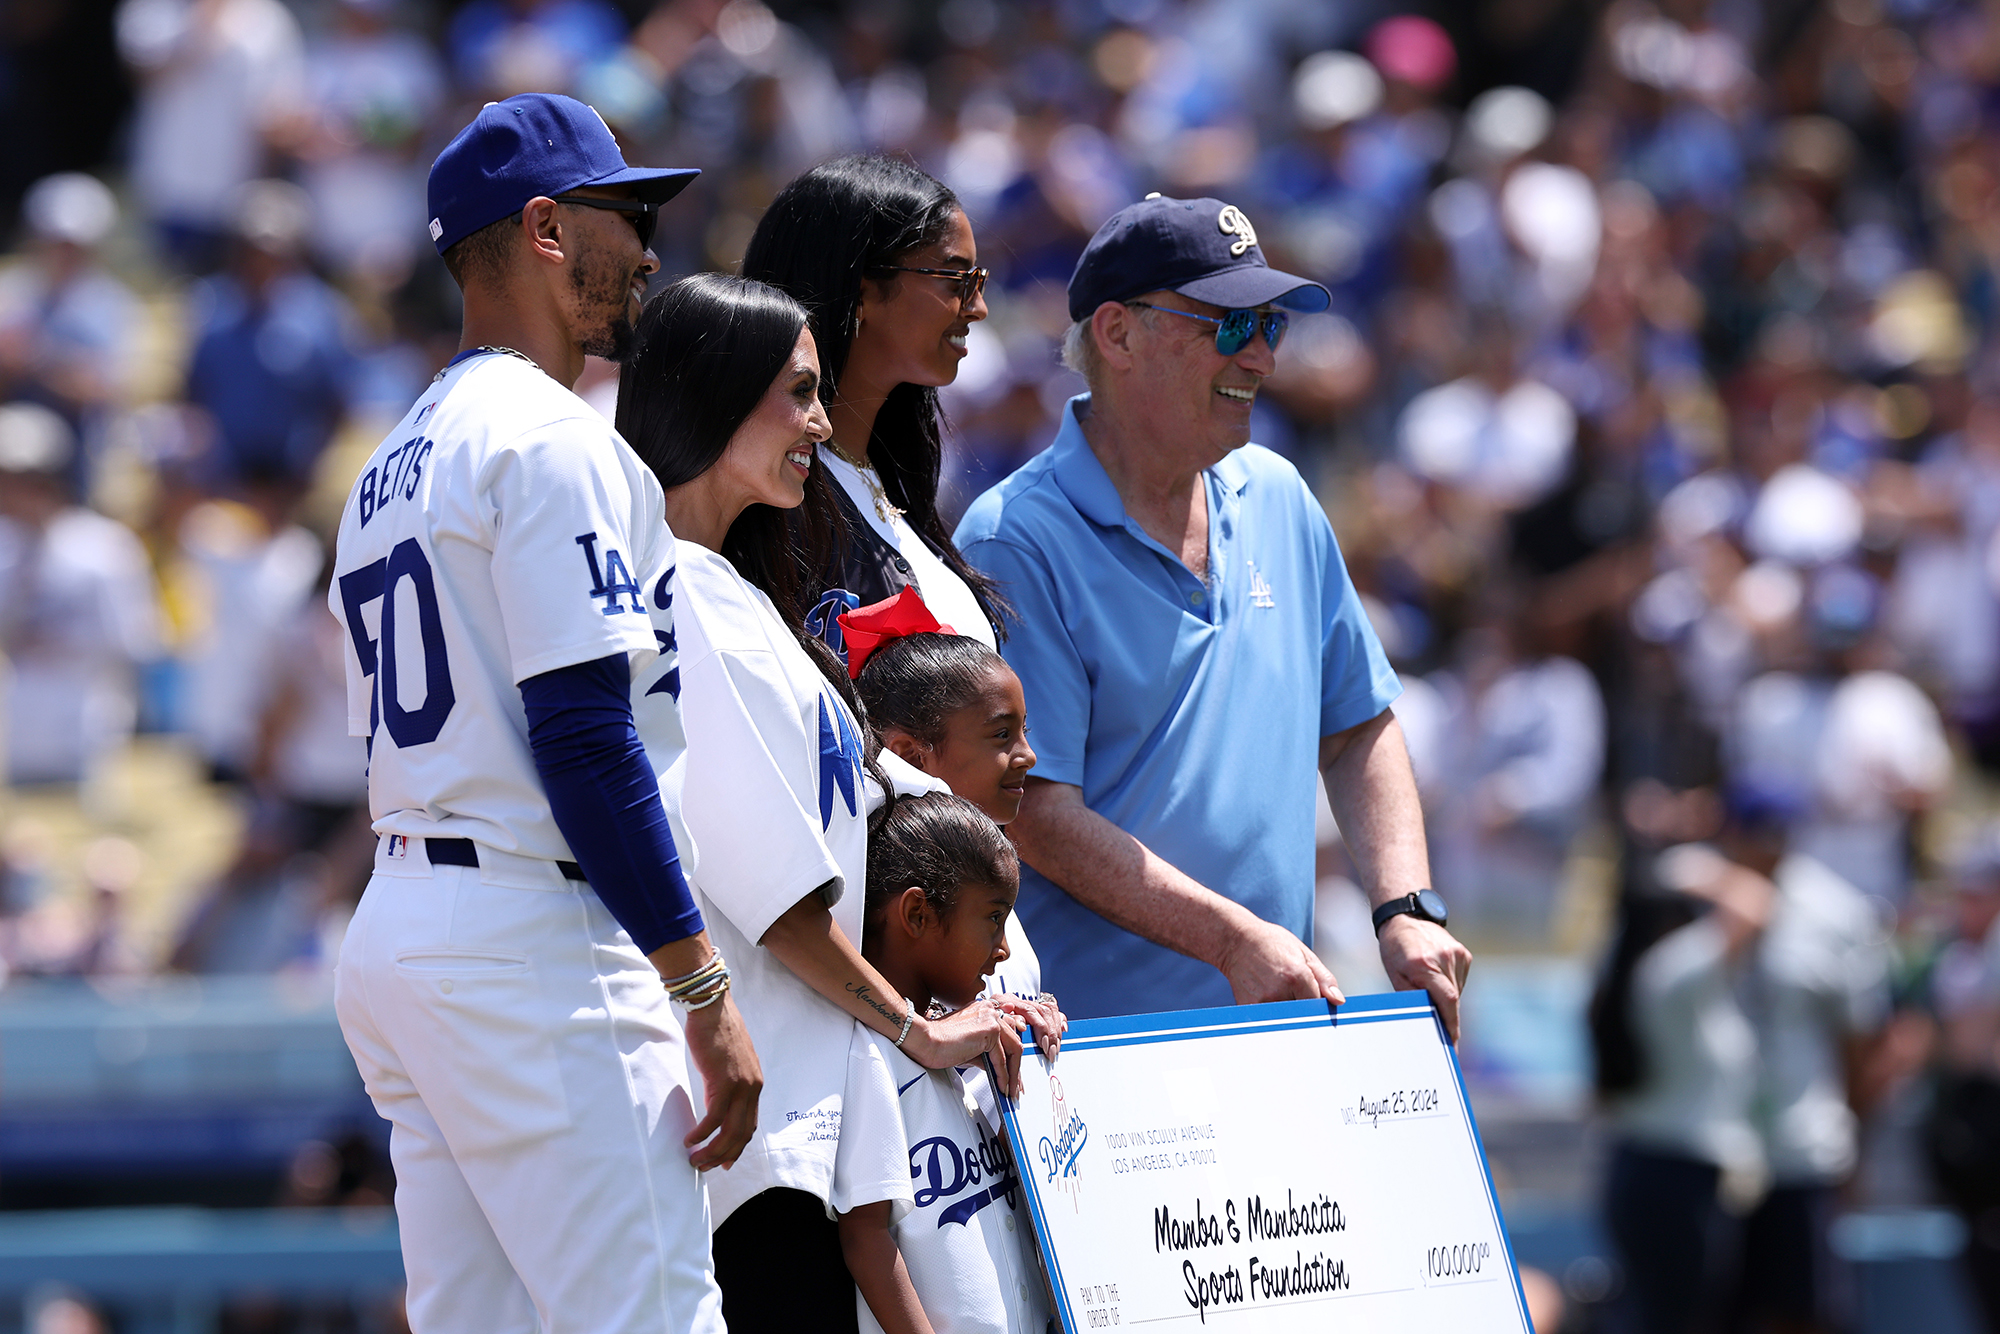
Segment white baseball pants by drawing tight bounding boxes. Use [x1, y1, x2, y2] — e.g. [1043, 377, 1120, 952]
[335, 842, 725, 1334]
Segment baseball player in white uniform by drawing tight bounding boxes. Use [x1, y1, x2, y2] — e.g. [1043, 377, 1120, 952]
[329, 94, 759, 1334]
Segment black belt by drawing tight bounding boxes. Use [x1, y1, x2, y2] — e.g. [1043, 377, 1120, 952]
[423, 837, 586, 883]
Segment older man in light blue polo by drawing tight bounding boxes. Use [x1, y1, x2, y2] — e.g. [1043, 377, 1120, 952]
[955, 195, 1472, 1031]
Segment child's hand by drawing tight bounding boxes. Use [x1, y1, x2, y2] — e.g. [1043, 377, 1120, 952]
[990, 991, 1066, 1061]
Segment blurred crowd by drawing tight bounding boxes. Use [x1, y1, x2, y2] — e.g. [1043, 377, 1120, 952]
[4, 0, 2000, 1326]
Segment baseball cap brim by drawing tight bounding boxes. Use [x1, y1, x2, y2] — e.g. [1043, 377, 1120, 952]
[586, 165, 701, 205]
[1175, 264, 1331, 314]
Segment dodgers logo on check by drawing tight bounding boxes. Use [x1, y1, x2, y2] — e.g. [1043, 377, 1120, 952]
[997, 996, 1533, 1333]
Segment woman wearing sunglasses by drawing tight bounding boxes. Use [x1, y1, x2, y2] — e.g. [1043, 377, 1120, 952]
[740, 155, 1005, 661]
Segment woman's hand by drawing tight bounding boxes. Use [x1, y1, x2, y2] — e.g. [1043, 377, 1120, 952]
[904, 1001, 1028, 1096]
[987, 991, 1066, 1061]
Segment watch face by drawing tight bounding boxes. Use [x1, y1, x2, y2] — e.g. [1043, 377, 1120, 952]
[1416, 888, 1449, 925]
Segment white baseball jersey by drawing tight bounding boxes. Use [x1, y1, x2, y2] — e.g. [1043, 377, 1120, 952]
[649, 538, 1043, 1235]
[665, 537, 904, 1225]
[328, 352, 681, 864]
[833, 1022, 1051, 1334]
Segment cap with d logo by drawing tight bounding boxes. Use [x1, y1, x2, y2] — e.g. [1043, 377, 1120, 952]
[1067, 194, 1330, 321]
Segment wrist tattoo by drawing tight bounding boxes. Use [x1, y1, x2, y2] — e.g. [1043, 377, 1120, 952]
[845, 981, 902, 1028]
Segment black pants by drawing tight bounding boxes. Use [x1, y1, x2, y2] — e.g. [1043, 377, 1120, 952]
[712, 1187, 860, 1334]
[1604, 1141, 1731, 1334]
[1726, 1182, 1852, 1334]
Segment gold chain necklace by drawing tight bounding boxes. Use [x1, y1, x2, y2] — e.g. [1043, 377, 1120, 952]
[824, 440, 904, 521]
[433, 345, 544, 382]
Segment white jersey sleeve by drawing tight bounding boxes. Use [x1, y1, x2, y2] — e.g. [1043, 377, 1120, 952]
[832, 1020, 918, 1221]
[327, 355, 671, 864]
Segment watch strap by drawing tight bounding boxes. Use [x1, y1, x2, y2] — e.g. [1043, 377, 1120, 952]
[1371, 891, 1442, 936]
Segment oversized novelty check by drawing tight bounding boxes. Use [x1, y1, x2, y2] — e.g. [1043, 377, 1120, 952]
[997, 994, 1531, 1332]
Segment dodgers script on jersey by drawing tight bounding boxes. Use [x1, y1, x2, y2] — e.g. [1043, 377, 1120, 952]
[834, 1025, 1051, 1334]
[329, 353, 684, 865]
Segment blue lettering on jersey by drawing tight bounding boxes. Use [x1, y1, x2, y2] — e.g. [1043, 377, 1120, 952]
[909, 1124, 1021, 1227]
[644, 565, 679, 699]
[357, 438, 432, 528]
[805, 588, 862, 661]
[645, 629, 680, 700]
[817, 694, 861, 830]
[574, 531, 643, 615]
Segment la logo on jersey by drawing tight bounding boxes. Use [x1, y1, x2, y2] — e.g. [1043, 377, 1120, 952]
[1247, 560, 1276, 609]
[574, 531, 643, 615]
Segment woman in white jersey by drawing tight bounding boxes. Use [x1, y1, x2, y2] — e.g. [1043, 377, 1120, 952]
[615, 274, 1059, 1334]
[741, 156, 1005, 664]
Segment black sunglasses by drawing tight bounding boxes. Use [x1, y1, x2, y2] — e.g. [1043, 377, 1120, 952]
[873, 264, 990, 307]
[1129, 302, 1289, 356]
[552, 194, 658, 251]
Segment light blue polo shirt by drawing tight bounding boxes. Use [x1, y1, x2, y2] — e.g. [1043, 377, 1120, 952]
[954, 395, 1400, 1020]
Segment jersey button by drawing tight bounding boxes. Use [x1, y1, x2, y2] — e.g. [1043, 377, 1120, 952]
[1003, 1214, 1015, 1232]
[1189, 588, 1205, 606]
[440, 980, 454, 994]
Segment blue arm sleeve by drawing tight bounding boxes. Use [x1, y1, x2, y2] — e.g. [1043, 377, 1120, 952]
[520, 653, 704, 954]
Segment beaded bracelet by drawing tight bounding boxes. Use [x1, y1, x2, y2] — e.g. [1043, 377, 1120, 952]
[680, 974, 732, 1010]
[662, 949, 723, 989]
[665, 950, 731, 1008]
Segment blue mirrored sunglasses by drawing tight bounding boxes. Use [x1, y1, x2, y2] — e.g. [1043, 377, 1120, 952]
[1129, 302, 1289, 355]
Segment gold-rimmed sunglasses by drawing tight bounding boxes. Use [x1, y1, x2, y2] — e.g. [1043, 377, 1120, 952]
[872, 264, 990, 307]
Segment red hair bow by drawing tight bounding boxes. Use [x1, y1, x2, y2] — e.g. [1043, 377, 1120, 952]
[837, 586, 955, 678]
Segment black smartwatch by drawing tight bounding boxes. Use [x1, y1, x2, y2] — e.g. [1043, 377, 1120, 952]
[1372, 888, 1448, 936]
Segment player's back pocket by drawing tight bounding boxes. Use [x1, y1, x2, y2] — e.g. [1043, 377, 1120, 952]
[389, 949, 574, 1155]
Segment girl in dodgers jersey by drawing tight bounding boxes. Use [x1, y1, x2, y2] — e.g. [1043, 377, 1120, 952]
[843, 595, 1045, 1000]
[614, 274, 1061, 1333]
[835, 792, 1054, 1334]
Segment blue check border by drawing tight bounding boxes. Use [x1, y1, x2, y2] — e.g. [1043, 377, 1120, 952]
[994, 993, 1534, 1333]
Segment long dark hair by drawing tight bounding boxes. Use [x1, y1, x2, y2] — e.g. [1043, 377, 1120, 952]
[616, 272, 876, 746]
[741, 154, 1006, 635]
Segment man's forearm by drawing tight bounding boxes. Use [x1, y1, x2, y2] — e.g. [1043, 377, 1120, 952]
[1318, 709, 1431, 908]
[1007, 780, 1255, 970]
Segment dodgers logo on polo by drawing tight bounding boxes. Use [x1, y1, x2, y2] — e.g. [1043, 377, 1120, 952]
[1247, 560, 1275, 609]
[1216, 205, 1258, 258]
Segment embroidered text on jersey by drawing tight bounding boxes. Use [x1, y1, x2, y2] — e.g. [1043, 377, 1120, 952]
[358, 438, 433, 527]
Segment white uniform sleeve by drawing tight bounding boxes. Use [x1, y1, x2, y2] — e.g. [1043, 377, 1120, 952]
[480, 425, 660, 684]
[832, 1023, 916, 1222]
[679, 645, 845, 943]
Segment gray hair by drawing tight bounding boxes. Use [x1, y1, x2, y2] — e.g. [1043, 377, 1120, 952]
[1062, 312, 1132, 387]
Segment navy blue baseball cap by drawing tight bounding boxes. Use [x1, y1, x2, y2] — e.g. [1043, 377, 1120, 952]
[1067, 194, 1331, 322]
[427, 93, 699, 255]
